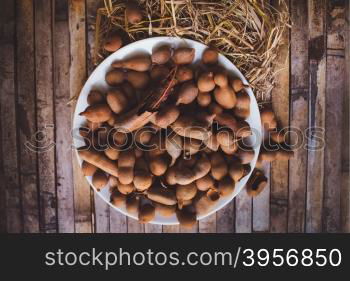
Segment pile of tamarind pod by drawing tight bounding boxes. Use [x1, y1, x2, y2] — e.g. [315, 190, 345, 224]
[78, 43, 259, 228]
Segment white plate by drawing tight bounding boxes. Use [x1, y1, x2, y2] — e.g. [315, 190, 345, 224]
[73, 36, 262, 225]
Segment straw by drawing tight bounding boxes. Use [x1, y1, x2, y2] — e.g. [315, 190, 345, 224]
[94, 0, 290, 100]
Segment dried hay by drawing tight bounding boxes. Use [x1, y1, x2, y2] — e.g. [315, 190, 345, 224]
[94, 0, 290, 100]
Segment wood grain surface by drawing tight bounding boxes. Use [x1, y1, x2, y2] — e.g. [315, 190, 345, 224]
[0, 0, 348, 233]
[270, 0, 290, 233]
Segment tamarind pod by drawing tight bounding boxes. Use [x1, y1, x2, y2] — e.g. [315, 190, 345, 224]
[210, 152, 228, 180]
[165, 133, 183, 166]
[216, 128, 235, 147]
[171, 115, 211, 140]
[104, 34, 122, 52]
[195, 111, 216, 128]
[208, 102, 224, 115]
[176, 65, 193, 82]
[164, 166, 177, 186]
[237, 148, 255, 164]
[207, 188, 220, 201]
[151, 45, 172, 65]
[134, 127, 153, 145]
[92, 170, 108, 191]
[213, 86, 236, 109]
[231, 79, 247, 92]
[138, 203, 155, 223]
[202, 48, 218, 65]
[193, 193, 216, 216]
[203, 134, 219, 151]
[154, 202, 176, 217]
[118, 150, 136, 185]
[195, 174, 215, 191]
[147, 186, 177, 206]
[191, 154, 211, 181]
[172, 47, 195, 65]
[175, 154, 211, 185]
[106, 90, 128, 114]
[236, 121, 252, 138]
[215, 113, 239, 132]
[126, 195, 139, 215]
[110, 189, 126, 207]
[79, 104, 112, 123]
[234, 107, 250, 119]
[260, 109, 277, 131]
[149, 155, 169, 176]
[114, 107, 156, 132]
[220, 142, 238, 155]
[197, 72, 216, 92]
[197, 91, 212, 107]
[246, 169, 268, 197]
[116, 179, 135, 195]
[176, 208, 197, 228]
[81, 161, 98, 176]
[217, 176, 235, 197]
[134, 170, 153, 191]
[176, 81, 199, 105]
[125, 3, 143, 24]
[183, 137, 202, 156]
[112, 55, 152, 72]
[151, 104, 180, 128]
[87, 90, 105, 105]
[176, 184, 197, 201]
[78, 148, 118, 177]
[125, 70, 149, 89]
[228, 159, 244, 181]
[150, 65, 170, 81]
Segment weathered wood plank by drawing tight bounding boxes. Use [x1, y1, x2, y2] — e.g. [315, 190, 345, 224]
[323, 0, 347, 232]
[341, 0, 349, 233]
[327, 1, 346, 50]
[235, 191, 252, 233]
[16, 0, 40, 233]
[34, 0, 57, 233]
[54, 0, 75, 233]
[69, 0, 92, 233]
[199, 213, 216, 233]
[180, 223, 198, 233]
[306, 0, 326, 233]
[0, 0, 22, 233]
[253, 164, 270, 232]
[85, 0, 110, 233]
[217, 201, 234, 233]
[162, 225, 180, 233]
[110, 209, 127, 233]
[145, 224, 162, 233]
[94, 195, 110, 233]
[324, 54, 345, 232]
[86, 0, 101, 74]
[288, 0, 309, 233]
[270, 0, 290, 233]
[127, 218, 145, 233]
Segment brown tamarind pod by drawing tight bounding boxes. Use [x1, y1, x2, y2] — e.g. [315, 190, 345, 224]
[246, 169, 268, 197]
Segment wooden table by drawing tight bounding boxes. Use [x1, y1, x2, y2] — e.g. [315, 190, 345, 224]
[0, 0, 348, 233]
